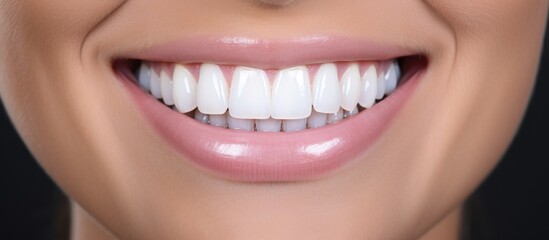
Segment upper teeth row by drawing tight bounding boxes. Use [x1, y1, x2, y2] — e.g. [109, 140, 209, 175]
[137, 61, 400, 120]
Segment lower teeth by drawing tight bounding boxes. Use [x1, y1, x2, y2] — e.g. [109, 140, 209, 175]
[176, 104, 365, 132]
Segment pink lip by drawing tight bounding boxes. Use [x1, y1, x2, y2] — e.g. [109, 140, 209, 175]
[118, 36, 423, 182]
[121, 36, 417, 69]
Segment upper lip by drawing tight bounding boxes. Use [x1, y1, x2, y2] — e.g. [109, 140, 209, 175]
[119, 35, 419, 68]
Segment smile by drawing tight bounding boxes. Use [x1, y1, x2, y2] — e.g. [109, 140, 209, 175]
[116, 36, 427, 182]
[136, 60, 400, 131]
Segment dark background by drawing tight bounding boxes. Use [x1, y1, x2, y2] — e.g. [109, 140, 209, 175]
[1, 29, 548, 240]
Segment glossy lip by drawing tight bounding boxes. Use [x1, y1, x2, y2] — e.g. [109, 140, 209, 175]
[120, 36, 418, 69]
[116, 36, 424, 182]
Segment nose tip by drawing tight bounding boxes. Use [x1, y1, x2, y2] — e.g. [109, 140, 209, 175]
[248, 0, 298, 8]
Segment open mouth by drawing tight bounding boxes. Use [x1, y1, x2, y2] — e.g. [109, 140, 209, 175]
[115, 37, 427, 182]
[132, 59, 402, 132]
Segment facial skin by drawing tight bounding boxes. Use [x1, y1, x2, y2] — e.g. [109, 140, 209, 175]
[0, 1, 547, 239]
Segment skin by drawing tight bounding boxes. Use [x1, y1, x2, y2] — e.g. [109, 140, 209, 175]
[0, 0, 547, 239]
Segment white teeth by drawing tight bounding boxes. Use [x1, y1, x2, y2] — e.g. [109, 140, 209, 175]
[197, 63, 229, 114]
[312, 63, 340, 114]
[194, 110, 209, 124]
[358, 65, 377, 108]
[256, 118, 282, 132]
[138, 63, 151, 92]
[339, 64, 361, 111]
[384, 61, 400, 95]
[375, 66, 385, 100]
[141, 59, 403, 132]
[229, 67, 271, 119]
[327, 108, 344, 124]
[150, 69, 162, 99]
[228, 115, 255, 131]
[209, 113, 228, 128]
[271, 66, 312, 119]
[307, 109, 327, 129]
[344, 106, 359, 118]
[172, 64, 197, 113]
[160, 70, 174, 105]
[283, 118, 307, 132]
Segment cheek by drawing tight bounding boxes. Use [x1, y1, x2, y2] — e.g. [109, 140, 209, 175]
[418, 0, 548, 172]
[423, 0, 548, 35]
[383, 1, 548, 232]
[0, 0, 127, 120]
[411, 0, 547, 217]
[0, 0, 128, 193]
[0, 1, 128, 72]
[17, 0, 127, 37]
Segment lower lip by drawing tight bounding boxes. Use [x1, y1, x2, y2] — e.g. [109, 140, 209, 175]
[119, 66, 421, 182]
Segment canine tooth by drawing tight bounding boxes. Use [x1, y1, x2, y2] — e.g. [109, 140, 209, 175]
[384, 61, 399, 95]
[173, 64, 197, 113]
[229, 67, 270, 119]
[194, 110, 209, 124]
[339, 64, 361, 111]
[160, 70, 174, 105]
[138, 63, 151, 92]
[271, 66, 312, 119]
[283, 119, 307, 132]
[307, 109, 327, 129]
[197, 63, 229, 114]
[150, 69, 162, 99]
[344, 106, 359, 118]
[376, 66, 385, 100]
[256, 118, 282, 132]
[359, 65, 377, 108]
[327, 108, 344, 124]
[228, 115, 255, 131]
[312, 63, 340, 114]
[209, 113, 228, 128]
